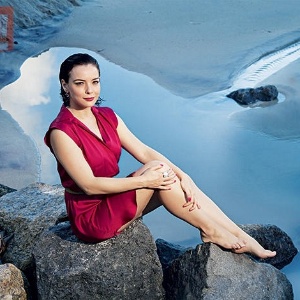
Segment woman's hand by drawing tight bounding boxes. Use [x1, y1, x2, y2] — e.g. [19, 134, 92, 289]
[180, 174, 201, 211]
[140, 164, 176, 190]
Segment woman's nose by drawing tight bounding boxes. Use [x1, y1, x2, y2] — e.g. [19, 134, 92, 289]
[85, 83, 92, 94]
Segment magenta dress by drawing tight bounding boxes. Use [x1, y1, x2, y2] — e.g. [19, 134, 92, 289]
[44, 105, 137, 242]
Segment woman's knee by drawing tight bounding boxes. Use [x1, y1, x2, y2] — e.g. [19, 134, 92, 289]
[132, 160, 170, 177]
[145, 160, 171, 171]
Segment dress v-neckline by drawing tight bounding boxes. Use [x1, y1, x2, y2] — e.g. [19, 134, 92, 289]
[67, 107, 106, 143]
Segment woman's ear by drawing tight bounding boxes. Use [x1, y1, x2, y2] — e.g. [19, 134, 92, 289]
[61, 79, 68, 92]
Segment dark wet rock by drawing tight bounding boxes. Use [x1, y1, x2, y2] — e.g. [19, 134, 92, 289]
[156, 239, 191, 270]
[227, 85, 278, 105]
[240, 224, 298, 269]
[0, 184, 16, 198]
[33, 219, 165, 300]
[161, 243, 294, 300]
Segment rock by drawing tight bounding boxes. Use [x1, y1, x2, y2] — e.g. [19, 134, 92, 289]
[240, 224, 298, 269]
[156, 239, 190, 270]
[0, 263, 27, 300]
[33, 219, 165, 300]
[6, 0, 81, 30]
[0, 184, 16, 198]
[0, 183, 298, 299]
[0, 230, 14, 262]
[162, 243, 293, 300]
[0, 183, 65, 296]
[227, 85, 278, 105]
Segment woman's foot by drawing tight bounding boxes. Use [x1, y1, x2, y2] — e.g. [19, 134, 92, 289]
[201, 226, 246, 251]
[201, 226, 276, 259]
[233, 236, 276, 258]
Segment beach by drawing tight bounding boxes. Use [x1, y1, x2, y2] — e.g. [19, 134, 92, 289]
[0, 0, 300, 297]
[1, 0, 300, 189]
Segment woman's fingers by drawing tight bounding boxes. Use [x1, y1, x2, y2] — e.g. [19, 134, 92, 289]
[182, 194, 201, 211]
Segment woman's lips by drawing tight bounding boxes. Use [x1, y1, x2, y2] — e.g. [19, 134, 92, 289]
[84, 97, 95, 101]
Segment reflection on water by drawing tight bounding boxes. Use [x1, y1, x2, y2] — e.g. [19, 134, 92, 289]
[0, 47, 299, 293]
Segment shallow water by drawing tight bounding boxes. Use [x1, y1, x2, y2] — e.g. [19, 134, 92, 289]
[0, 47, 299, 296]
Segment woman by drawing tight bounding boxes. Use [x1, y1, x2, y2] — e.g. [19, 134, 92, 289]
[45, 53, 276, 258]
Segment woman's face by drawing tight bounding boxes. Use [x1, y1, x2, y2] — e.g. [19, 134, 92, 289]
[61, 63, 100, 109]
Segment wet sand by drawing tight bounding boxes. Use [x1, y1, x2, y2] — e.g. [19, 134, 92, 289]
[1, 0, 300, 189]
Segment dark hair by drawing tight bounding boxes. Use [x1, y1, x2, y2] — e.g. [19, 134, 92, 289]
[59, 53, 101, 106]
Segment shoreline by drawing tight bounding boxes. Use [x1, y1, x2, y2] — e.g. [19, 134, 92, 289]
[0, 0, 300, 189]
[46, 0, 300, 98]
[0, 1, 299, 188]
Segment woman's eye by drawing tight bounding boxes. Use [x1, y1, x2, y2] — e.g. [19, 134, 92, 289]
[93, 80, 100, 85]
[75, 82, 84, 85]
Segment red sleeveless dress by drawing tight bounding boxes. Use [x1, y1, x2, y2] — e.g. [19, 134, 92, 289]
[44, 105, 137, 242]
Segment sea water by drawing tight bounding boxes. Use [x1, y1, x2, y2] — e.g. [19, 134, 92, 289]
[0, 47, 299, 297]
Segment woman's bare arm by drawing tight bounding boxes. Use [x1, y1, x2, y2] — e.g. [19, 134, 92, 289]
[50, 129, 173, 195]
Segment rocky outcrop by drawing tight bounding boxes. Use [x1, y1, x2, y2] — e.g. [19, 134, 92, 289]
[157, 228, 298, 299]
[33, 220, 297, 300]
[0, 183, 298, 299]
[227, 85, 278, 106]
[161, 242, 294, 300]
[33, 219, 165, 300]
[239, 224, 298, 269]
[0, 184, 16, 198]
[5, 0, 81, 30]
[0, 183, 65, 297]
[0, 263, 27, 299]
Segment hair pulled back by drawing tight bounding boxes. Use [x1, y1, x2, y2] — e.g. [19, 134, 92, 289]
[59, 53, 101, 106]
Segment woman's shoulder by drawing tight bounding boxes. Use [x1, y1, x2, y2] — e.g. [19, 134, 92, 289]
[45, 106, 79, 147]
[50, 105, 73, 127]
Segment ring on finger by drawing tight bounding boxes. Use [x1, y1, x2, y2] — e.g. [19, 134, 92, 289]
[162, 171, 169, 178]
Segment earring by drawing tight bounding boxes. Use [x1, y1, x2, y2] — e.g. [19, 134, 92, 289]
[64, 90, 69, 98]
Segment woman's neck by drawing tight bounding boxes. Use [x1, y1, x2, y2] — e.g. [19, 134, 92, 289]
[67, 106, 93, 121]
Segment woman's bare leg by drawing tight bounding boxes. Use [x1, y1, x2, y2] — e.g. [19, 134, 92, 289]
[118, 161, 276, 258]
[119, 161, 244, 250]
[192, 188, 276, 258]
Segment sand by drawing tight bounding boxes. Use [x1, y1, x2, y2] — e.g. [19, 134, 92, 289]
[47, 0, 300, 97]
[1, 0, 300, 189]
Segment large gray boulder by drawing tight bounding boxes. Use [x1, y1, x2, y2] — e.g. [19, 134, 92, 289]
[0, 183, 65, 296]
[33, 219, 165, 300]
[239, 224, 298, 269]
[162, 243, 294, 300]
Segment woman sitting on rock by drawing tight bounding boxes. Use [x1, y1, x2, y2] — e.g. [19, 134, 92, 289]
[45, 53, 276, 259]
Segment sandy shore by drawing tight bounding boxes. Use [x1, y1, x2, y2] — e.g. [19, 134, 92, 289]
[47, 0, 300, 97]
[1, 0, 300, 189]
